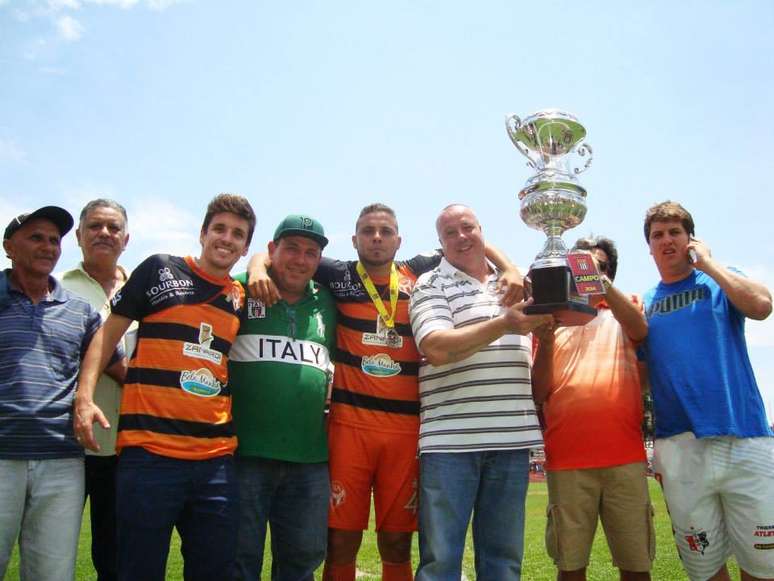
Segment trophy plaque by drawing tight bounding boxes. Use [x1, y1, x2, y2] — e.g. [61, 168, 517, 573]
[505, 109, 598, 326]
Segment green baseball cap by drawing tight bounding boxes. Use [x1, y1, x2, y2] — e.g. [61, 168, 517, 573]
[273, 214, 328, 249]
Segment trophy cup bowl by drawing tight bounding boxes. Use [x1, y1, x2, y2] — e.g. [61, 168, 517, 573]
[506, 109, 596, 326]
[506, 109, 588, 161]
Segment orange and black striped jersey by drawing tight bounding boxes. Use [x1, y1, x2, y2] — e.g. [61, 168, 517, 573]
[111, 254, 244, 460]
[315, 254, 440, 435]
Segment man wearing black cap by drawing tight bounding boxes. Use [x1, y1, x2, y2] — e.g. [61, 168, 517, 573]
[0, 206, 111, 581]
[230, 214, 337, 581]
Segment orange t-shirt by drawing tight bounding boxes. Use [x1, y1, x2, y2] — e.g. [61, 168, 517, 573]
[541, 301, 647, 471]
[112, 255, 243, 460]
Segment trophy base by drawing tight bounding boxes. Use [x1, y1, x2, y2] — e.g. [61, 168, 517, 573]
[524, 301, 597, 326]
[526, 264, 597, 326]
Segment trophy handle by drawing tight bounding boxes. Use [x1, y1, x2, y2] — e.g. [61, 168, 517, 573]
[505, 114, 538, 169]
[572, 143, 593, 175]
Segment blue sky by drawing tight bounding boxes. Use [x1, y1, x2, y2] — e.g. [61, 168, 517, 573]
[2, 0, 773, 419]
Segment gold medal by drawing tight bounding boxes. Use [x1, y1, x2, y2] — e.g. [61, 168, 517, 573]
[356, 262, 399, 329]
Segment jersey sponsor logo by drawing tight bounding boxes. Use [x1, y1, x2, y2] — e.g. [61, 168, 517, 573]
[398, 275, 414, 295]
[754, 525, 774, 542]
[361, 353, 401, 377]
[183, 322, 223, 364]
[145, 267, 195, 306]
[329, 280, 364, 295]
[330, 481, 346, 508]
[179, 367, 223, 397]
[229, 334, 331, 372]
[247, 298, 266, 319]
[646, 286, 708, 318]
[362, 332, 404, 348]
[684, 529, 709, 555]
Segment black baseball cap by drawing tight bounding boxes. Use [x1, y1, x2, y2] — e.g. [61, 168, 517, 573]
[273, 214, 328, 249]
[4, 206, 74, 241]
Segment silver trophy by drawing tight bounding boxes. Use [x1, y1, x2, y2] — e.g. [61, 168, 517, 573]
[505, 109, 596, 325]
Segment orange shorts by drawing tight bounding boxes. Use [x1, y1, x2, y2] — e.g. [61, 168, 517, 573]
[327, 422, 419, 532]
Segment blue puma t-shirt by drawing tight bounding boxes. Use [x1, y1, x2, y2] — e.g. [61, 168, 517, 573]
[642, 269, 772, 439]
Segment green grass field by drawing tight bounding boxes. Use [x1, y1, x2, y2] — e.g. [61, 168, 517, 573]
[7, 478, 739, 580]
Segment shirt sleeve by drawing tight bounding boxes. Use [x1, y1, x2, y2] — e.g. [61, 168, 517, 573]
[110, 255, 157, 321]
[80, 304, 103, 360]
[313, 257, 345, 288]
[409, 272, 454, 350]
[403, 251, 442, 277]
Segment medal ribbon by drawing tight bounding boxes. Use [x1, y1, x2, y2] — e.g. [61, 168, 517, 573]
[356, 261, 399, 329]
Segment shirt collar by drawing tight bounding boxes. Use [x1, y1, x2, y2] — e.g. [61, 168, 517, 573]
[3, 268, 67, 303]
[68, 261, 128, 283]
[438, 257, 499, 283]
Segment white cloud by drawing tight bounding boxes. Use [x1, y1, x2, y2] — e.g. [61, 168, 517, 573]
[0, 138, 27, 164]
[56, 14, 83, 41]
[121, 196, 201, 265]
[78, 0, 186, 9]
[81, 0, 139, 8]
[48, 0, 81, 10]
[146, 0, 184, 11]
[4, 0, 186, 51]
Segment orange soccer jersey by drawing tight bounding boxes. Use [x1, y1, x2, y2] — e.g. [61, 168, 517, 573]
[541, 300, 647, 471]
[315, 255, 440, 435]
[112, 255, 244, 460]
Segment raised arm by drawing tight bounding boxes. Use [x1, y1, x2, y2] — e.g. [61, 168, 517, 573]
[689, 238, 772, 320]
[74, 313, 132, 451]
[246, 252, 281, 306]
[601, 276, 648, 342]
[531, 322, 557, 406]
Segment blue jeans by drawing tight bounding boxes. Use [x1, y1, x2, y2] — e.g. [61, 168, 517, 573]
[116, 448, 239, 581]
[234, 457, 330, 581]
[0, 457, 84, 581]
[416, 449, 530, 581]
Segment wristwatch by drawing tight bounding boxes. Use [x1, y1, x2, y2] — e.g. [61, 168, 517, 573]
[601, 275, 612, 293]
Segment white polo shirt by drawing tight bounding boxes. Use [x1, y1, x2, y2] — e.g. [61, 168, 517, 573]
[409, 258, 542, 454]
